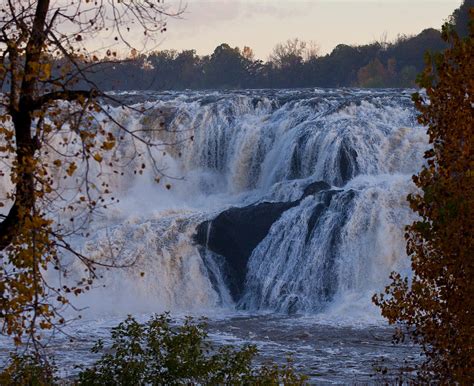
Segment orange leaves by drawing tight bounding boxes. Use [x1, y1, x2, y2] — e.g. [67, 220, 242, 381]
[66, 162, 77, 176]
[101, 132, 116, 152]
[0, 122, 15, 154]
[374, 16, 474, 383]
[39, 63, 51, 81]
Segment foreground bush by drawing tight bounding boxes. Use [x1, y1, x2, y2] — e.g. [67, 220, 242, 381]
[77, 314, 306, 385]
[2, 314, 306, 385]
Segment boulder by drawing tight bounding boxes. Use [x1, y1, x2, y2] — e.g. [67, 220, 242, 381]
[194, 201, 298, 300]
[194, 180, 333, 301]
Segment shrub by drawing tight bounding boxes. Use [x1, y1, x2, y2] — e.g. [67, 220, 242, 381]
[77, 314, 306, 385]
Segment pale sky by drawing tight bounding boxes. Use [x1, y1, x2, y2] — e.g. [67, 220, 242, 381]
[151, 0, 463, 59]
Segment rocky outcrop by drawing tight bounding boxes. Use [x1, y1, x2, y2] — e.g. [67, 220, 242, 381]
[194, 180, 333, 301]
[302, 181, 331, 198]
[194, 201, 299, 300]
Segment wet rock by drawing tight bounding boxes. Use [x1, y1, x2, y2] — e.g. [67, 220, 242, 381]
[194, 200, 299, 300]
[302, 180, 331, 198]
[194, 180, 335, 301]
[338, 141, 358, 185]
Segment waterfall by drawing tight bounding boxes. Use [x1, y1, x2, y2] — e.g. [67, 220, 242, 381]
[13, 88, 425, 317]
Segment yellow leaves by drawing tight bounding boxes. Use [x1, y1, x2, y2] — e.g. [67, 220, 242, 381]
[79, 129, 95, 141]
[24, 61, 51, 82]
[101, 139, 116, 151]
[1, 210, 58, 344]
[77, 94, 86, 105]
[0, 114, 11, 123]
[25, 61, 40, 81]
[93, 153, 103, 163]
[39, 321, 52, 330]
[66, 162, 77, 176]
[39, 63, 51, 81]
[0, 124, 14, 141]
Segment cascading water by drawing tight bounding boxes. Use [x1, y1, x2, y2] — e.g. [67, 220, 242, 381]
[45, 88, 426, 319]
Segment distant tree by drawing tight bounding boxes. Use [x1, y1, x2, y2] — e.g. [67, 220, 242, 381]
[384, 29, 446, 75]
[269, 38, 306, 69]
[451, 0, 474, 38]
[242, 46, 255, 61]
[374, 12, 474, 382]
[303, 40, 320, 62]
[268, 38, 308, 87]
[0, 0, 182, 349]
[147, 49, 180, 89]
[57, 21, 458, 91]
[357, 57, 397, 88]
[316, 43, 381, 87]
[204, 44, 248, 88]
[357, 58, 387, 87]
[397, 65, 418, 87]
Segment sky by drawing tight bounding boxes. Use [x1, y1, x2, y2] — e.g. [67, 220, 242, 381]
[150, 0, 463, 59]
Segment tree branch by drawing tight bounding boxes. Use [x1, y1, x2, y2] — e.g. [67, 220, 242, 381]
[31, 89, 98, 110]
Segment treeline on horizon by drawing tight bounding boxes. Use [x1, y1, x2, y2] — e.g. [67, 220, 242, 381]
[87, 0, 470, 91]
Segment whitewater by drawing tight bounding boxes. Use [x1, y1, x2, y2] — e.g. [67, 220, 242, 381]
[0, 88, 426, 382]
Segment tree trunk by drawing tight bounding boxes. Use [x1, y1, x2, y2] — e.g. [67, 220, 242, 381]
[0, 0, 50, 250]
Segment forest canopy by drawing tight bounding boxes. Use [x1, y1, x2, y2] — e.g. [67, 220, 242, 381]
[77, 0, 471, 91]
[76, 28, 447, 90]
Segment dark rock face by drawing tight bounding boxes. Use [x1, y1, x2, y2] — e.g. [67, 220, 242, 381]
[302, 181, 331, 198]
[194, 180, 334, 301]
[194, 201, 299, 300]
[338, 141, 358, 185]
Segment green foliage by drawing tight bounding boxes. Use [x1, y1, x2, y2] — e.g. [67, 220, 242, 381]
[77, 314, 306, 385]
